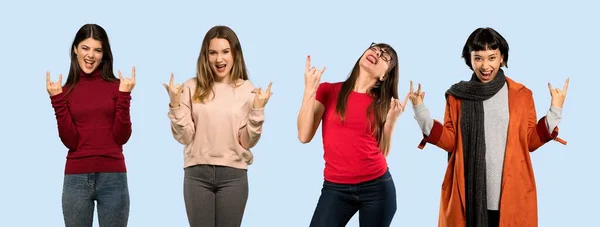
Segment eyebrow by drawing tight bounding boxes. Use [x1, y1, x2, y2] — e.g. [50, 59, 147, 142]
[209, 48, 231, 51]
[473, 54, 496, 57]
[81, 45, 102, 50]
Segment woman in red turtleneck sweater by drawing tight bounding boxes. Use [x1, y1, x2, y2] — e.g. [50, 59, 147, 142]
[46, 24, 136, 227]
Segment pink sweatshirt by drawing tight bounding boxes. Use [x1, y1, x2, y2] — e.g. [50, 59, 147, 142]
[168, 78, 265, 169]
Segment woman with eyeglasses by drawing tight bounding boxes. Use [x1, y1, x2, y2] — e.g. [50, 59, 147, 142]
[297, 42, 408, 227]
[409, 27, 568, 227]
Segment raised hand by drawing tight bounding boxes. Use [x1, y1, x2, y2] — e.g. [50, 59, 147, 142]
[548, 78, 569, 108]
[408, 80, 425, 106]
[252, 82, 273, 109]
[304, 55, 326, 94]
[46, 72, 63, 96]
[118, 66, 136, 92]
[163, 73, 184, 107]
[386, 92, 411, 123]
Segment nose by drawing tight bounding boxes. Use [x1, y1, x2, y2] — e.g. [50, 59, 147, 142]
[85, 50, 94, 59]
[482, 59, 492, 70]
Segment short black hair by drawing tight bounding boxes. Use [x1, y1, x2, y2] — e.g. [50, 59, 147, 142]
[462, 27, 509, 70]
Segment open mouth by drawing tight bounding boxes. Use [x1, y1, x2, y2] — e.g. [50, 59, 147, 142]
[215, 63, 226, 73]
[480, 70, 493, 80]
[366, 54, 378, 64]
[84, 59, 95, 69]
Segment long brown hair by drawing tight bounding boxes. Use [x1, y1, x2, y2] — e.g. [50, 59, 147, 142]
[65, 24, 118, 94]
[335, 43, 399, 144]
[193, 25, 249, 103]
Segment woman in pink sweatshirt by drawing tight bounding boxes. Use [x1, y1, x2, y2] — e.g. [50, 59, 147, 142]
[164, 25, 272, 227]
[46, 24, 135, 227]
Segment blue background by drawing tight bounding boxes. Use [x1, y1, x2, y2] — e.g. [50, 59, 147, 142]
[1, 0, 597, 226]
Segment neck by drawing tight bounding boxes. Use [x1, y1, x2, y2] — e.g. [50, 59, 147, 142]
[353, 68, 378, 93]
[214, 75, 231, 84]
[79, 69, 101, 79]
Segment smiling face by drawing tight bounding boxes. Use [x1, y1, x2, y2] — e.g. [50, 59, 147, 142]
[208, 38, 234, 82]
[74, 38, 103, 74]
[359, 43, 393, 79]
[471, 48, 504, 83]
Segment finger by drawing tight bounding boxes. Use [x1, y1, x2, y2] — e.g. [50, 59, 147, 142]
[58, 74, 63, 85]
[409, 81, 414, 93]
[402, 91, 410, 107]
[169, 73, 175, 87]
[417, 83, 422, 94]
[563, 77, 569, 94]
[265, 82, 273, 93]
[131, 66, 136, 82]
[250, 88, 260, 94]
[422, 92, 426, 100]
[310, 67, 317, 74]
[305, 55, 311, 73]
[118, 70, 123, 80]
[547, 82, 553, 93]
[163, 83, 169, 92]
[319, 66, 326, 76]
[46, 72, 51, 86]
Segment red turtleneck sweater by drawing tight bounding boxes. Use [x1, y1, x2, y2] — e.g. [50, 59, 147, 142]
[50, 70, 132, 174]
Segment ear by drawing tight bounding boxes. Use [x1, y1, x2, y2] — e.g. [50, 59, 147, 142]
[379, 75, 385, 81]
[73, 46, 77, 55]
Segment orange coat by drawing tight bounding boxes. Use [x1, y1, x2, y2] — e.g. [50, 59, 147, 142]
[418, 77, 566, 227]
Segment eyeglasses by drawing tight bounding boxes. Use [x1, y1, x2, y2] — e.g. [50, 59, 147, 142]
[369, 42, 392, 62]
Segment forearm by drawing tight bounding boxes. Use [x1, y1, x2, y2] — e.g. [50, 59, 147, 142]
[50, 93, 79, 149]
[297, 90, 317, 142]
[380, 120, 396, 157]
[545, 106, 562, 133]
[413, 104, 434, 136]
[168, 104, 196, 145]
[112, 92, 132, 145]
[240, 108, 265, 149]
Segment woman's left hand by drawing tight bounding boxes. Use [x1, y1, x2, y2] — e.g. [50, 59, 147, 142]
[548, 78, 569, 108]
[119, 66, 136, 92]
[252, 82, 273, 109]
[386, 92, 410, 123]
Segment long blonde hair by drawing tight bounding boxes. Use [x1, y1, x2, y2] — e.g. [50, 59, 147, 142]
[193, 25, 249, 103]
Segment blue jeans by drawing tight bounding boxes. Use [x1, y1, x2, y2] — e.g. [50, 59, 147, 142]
[309, 169, 397, 227]
[62, 173, 130, 227]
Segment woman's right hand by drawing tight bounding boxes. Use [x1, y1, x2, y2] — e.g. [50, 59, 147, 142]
[46, 72, 63, 96]
[163, 73, 183, 107]
[409, 80, 425, 106]
[304, 55, 325, 95]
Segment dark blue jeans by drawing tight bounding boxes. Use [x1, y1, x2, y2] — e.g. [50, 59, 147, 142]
[62, 173, 130, 227]
[309, 169, 397, 227]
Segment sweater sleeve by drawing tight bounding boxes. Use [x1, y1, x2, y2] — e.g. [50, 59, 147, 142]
[412, 103, 434, 136]
[168, 83, 196, 145]
[112, 91, 133, 145]
[545, 106, 562, 133]
[239, 92, 265, 149]
[50, 92, 79, 150]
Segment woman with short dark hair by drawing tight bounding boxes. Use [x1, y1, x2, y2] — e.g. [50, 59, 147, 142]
[409, 27, 568, 227]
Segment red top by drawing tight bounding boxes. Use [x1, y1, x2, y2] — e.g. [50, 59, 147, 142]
[50, 70, 132, 174]
[316, 82, 388, 184]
